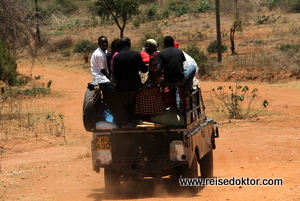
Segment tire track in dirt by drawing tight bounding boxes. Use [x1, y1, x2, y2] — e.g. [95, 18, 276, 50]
[1, 65, 299, 201]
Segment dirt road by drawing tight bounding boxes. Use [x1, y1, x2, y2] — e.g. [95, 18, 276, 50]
[1, 64, 299, 201]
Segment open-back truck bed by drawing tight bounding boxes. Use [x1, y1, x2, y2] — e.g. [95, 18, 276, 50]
[83, 86, 219, 194]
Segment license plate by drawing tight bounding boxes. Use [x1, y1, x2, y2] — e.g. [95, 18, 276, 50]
[95, 136, 110, 150]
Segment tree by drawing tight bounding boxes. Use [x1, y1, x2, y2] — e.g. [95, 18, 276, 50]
[0, 0, 41, 55]
[0, 0, 42, 85]
[95, 0, 142, 38]
[221, 0, 253, 55]
[230, 0, 239, 55]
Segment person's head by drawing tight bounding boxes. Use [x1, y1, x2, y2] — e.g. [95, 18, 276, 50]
[121, 37, 131, 48]
[98, 36, 108, 52]
[111, 38, 122, 53]
[144, 39, 158, 55]
[164, 36, 174, 48]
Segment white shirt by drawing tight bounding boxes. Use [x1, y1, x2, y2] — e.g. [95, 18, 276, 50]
[182, 51, 199, 87]
[183, 51, 198, 71]
[90, 47, 110, 84]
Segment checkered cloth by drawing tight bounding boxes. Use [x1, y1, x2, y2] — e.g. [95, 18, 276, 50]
[135, 86, 165, 115]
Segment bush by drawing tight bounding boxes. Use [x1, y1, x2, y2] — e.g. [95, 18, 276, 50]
[264, 0, 281, 11]
[61, 49, 71, 57]
[133, 20, 141, 28]
[289, 0, 300, 13]
[167, 0, 190, 17]
[211, 84, 269, 120]
[74, 40, 97, 53]
[185, 44, 207, 63]
[53, 37, 73, 51]
[196, 1, 213, 13]
[185, 44, 209, 75]
[207, 40, 227, 54]
[54, 0, 78, 14]
[146, 5, 157, 18]
[262, 0, 300, 13]
[0, 41, 18, 86]
[279, 44, 300, 52]
[257, 14, 281, 24]
[73, 40, 97, 63]
[162, 8, 170, 18]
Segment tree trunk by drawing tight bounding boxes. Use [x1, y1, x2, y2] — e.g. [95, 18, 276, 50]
[230, 22, 237, 55]
[34, 0, 41, 45]
[120, 28, 124, 38]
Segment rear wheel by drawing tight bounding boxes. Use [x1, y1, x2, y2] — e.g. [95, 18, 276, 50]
[104, 168, 121, 194]
[200, 150, 213, 178]
[180, 155, 199, 194]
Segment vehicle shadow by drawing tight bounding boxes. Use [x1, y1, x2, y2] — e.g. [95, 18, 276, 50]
[86, 178, 206, 201]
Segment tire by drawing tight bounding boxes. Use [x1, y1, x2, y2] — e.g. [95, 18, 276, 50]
[200, 150, 213, 178]
[82, 89, 95, 132]
[104, 168, 121, 194]
[180, 155, 199, 194]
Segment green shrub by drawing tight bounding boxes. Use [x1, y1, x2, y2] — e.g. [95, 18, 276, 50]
[54, 37, 73, 51]
[39, 0, 78, 17]
[73, 40, 97, 63]
[279, 44, 300, 52]
[257, 14, 281, 24]
[2, 86, 51, 99]
[168, 0, 190, 17]
[54, 0, 78, 14]
[207, 40, 227, 54]
[74, 40, 96, 53]
[133, 20, 141, 28]
[22, 87, 51, 96]
[146, 5, 157, 18]
[61, 49, 71, 57]
[185, 44, 209, 75]
[185, 44, 208, 64]
[196, 1, 213, 13]
[162, 8, 170, 18]
[264, 0, 281, 11]
[289, 0, 300, 13]
[262, 0, 300, 13]
[0, 41, 18, 86]
[211, 84, 269, 120]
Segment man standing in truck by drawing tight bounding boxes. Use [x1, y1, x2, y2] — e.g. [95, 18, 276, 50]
[154, 36, 196, 94]
[112, 37, 148, 123]
[90, 36, 134, 129]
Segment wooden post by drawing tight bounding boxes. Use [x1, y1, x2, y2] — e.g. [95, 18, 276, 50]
[215, 0, 222, 62]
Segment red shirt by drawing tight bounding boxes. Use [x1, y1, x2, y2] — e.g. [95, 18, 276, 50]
[140, 52, 150, 65]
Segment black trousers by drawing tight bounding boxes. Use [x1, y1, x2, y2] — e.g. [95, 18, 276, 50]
[99, 82, 130, 127]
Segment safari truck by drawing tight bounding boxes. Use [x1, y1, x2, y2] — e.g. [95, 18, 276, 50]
[83, 83, 219, 194]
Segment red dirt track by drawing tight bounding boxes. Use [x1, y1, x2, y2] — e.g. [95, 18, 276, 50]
[1, 64, 299, 201]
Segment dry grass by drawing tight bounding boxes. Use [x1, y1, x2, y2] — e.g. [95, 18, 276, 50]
[0, 81, 66, 141]
[37, 9, 300, 84]
[7, 6, 300, 141]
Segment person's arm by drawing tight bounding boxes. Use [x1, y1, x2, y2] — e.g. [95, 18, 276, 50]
[149, 52, 162, 85]
[90, 53, 101, 81]
[101, 69, 109, 79]
[181, 51, 186, 63]
[152, 52, 162, 73]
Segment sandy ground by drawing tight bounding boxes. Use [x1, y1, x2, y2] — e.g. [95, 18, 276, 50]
[0, 64, 299, 201]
